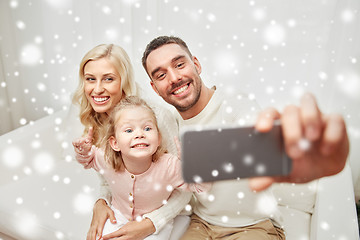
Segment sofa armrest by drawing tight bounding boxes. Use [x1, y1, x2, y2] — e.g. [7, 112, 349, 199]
[0, 110, 69, 186]
[0, 109, 102, 240]
[310, 164, 359, 240]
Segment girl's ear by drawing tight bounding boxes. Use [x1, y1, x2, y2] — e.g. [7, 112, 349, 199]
[109, 136, 121, 151]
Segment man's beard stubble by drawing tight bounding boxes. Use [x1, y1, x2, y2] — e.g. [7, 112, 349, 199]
[170, 79, 202, 112]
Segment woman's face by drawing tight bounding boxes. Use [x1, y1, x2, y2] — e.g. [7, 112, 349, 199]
[83, 58, 123, 114]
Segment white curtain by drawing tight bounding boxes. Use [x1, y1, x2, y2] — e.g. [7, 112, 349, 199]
[0, 0, 359, 195]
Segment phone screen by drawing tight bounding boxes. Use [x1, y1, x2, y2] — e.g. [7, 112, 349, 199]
[180, 124, 292, 183]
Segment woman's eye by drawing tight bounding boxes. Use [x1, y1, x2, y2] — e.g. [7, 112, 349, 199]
[125, 129, 133, 133]
[86, 77, 96, 81]
[144, 127, 151, 131]
[104, 77, 113, 81]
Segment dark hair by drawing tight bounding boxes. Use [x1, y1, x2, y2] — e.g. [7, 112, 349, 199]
[142, 36, 192, 74]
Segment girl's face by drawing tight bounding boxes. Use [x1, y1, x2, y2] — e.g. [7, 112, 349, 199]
[110, 106, 161, 163]
[83, 58, 123, 114]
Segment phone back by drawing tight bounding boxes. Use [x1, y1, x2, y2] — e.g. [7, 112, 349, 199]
[180, 124, 292, 183]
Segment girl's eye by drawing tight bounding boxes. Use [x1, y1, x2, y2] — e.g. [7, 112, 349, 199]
[144, 127, 151, 131]
[125, 129, 133, 133]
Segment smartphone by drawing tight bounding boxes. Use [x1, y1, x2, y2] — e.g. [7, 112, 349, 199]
[180, 123, 292, 183]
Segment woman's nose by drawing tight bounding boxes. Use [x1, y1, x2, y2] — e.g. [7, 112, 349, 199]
[94, 81, 104, 94]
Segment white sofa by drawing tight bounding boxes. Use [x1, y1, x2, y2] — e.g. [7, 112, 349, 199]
[0, 109, 358, 240]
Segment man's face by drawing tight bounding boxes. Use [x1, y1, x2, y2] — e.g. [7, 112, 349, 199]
[146, 44, 202, 112]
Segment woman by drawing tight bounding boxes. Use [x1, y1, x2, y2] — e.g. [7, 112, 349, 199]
[72, 44, 191, 240]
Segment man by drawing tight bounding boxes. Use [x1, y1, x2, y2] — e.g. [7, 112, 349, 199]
[94, 36, 349, 239]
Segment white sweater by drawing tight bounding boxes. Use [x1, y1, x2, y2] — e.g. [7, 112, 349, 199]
[175, 87, 283, 227]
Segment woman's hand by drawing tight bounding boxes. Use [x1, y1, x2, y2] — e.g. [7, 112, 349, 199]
[87, 199, 116, 240]
[250, 93, 349, 191]
[100, 218, 156, 240]
[73, 127, 94, 156]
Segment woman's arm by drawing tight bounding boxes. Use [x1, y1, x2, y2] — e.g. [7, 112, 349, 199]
[101, 189, 192, 240]
[73, 127, 95, 168]
[143, 189, 192, 234]
[87, 174, 115, 240]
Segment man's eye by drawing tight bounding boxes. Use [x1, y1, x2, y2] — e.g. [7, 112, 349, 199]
[176, 62, 184, 68]
[125, 129, 133, 133]
[157, 73, 165, 80]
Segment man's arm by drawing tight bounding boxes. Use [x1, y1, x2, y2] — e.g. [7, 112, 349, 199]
[250, 93, 349, 191]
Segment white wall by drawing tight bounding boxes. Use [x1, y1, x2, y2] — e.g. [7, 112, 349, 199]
[0, 0, 359, 197]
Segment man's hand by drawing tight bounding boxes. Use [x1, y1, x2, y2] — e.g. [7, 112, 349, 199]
[87, 199, 116, 240]
[73, 127, 94, 156]
[250, 93, 349, 191]
[100, 218, 156, 240]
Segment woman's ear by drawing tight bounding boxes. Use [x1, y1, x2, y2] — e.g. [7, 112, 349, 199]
[109, 136, 121, 151]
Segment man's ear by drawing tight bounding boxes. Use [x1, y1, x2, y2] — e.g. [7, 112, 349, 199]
[109, 136, 121, 151]
[150, 81, 160, 96]
[192, 56, 202, 75]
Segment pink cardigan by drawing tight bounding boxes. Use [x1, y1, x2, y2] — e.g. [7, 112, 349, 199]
[76, 147, 208, 221]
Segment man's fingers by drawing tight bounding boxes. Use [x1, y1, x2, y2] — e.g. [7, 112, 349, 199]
[281, 105, 303, 159]
[300, 93, 322, 141]
[255, 107, 280, 132]
[248, 177, 275, 192]
[320, 114, 347, 156]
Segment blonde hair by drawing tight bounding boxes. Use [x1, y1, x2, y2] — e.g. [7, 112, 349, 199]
[72, 44, 138, 146]
[103, 96, 168, 171]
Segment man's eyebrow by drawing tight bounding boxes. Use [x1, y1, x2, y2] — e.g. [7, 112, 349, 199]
[151, 67, 161, 78]
[150, 55, 186, 78]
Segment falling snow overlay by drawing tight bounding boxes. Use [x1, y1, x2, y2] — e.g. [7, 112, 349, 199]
[0, 0, 359, 239]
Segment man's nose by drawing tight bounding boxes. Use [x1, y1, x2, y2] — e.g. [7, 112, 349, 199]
[168, 69, 182, 84]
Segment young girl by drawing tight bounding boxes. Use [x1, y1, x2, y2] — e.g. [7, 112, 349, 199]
[73, 96, 209, 240]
